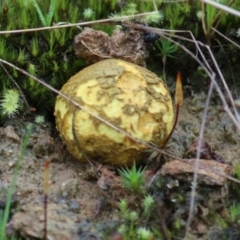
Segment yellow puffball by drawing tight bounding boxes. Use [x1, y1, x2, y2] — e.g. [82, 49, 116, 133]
[54, 59, 174, 166]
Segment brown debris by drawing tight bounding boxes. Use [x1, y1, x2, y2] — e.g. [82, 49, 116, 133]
[74, 27, 148, 66]
[97, 165, 122, 190]
[3, 125, 20, 142]
[160, 159, 230, 186]
[184, 138, 225, 163]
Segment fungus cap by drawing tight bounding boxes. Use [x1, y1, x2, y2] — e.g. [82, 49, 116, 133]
[54, 59, 174, 166]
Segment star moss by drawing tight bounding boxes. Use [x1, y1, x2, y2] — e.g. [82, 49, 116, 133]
[0, 89, 21, 117]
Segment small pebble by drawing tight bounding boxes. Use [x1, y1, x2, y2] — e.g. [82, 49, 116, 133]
[69, 200, 80, 213]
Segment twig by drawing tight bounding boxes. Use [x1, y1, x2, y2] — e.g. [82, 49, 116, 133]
[185, 80, 214, 237]
[0, 12, 159, 35]
[206, 45, 240, 125]
[212, 27, 240, 50]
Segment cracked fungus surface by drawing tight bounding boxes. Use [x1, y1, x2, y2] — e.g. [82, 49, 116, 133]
[54, 59, 174, 166]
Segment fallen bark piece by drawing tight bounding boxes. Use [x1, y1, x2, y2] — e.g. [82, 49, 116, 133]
[160, 159, 230, 186]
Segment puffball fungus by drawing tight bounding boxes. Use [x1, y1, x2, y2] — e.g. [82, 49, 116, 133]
[54, 59, 174, 166]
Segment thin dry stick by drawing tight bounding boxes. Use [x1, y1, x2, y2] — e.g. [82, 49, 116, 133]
[0, 11, 159, 35]
[206, 45, 240, 125]
[214, 38, 238, 114]
[212, 27, 240, 50]
[185, 80, 214, 236]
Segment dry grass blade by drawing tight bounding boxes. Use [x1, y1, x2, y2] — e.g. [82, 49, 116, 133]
[0, 11, 158, 35]
[201, 0, 240, 18]
[185, 81, 214, 235]
[212, 27, 240, 50]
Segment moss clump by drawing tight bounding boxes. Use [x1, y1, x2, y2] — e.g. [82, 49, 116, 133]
[0, 89, 22, 117]
[0, 0, 87, 117]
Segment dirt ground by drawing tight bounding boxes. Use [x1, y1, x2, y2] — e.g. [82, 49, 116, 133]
[0, 92, 240, 239]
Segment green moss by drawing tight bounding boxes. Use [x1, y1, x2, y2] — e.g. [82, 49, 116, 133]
[118, 163, 146, 194]
[0, 0, 88, 116]
[0, 88, 22, 118]
[0, 0, 239, 120]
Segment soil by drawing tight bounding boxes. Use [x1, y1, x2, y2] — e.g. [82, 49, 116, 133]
[1, 90, 240, 239]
